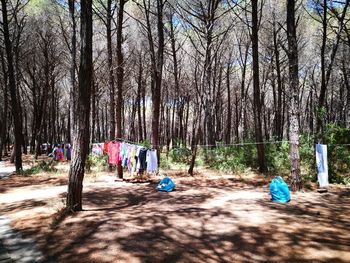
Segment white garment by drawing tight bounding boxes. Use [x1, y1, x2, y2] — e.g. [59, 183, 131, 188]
[146, 150, 158, 172]
[315, 144, 329, 188]
[92, 143, 104, 156]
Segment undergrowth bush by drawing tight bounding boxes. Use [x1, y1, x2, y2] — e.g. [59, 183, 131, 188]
[324, 124, 350, 184]
[22, 160, 57, 175]
[199, 143, 257, 173]
[86, 154, 108, 172]
[168, 146, 192, 165]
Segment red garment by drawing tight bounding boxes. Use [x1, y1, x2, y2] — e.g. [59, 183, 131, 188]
[108, 141, 120, 165]
[104, 141, 109, 154]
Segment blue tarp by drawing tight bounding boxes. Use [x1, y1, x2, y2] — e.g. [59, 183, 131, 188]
[157, 177, 175, 192]
[269, 176, 290, 203]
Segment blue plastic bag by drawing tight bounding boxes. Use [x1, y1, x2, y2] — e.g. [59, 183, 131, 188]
[157, 177, 175, 192]
[269, 176, 290, 203]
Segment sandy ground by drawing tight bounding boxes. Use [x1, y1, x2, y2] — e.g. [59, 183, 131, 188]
[0, 156, 350, 263]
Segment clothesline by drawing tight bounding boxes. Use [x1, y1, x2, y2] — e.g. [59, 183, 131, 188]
[114, 137, 153, 149]
[194, 140, 298, 148]
[91, 140, 159, 174]
[178, 141, 350, 148]
[94, 139, 350, 150]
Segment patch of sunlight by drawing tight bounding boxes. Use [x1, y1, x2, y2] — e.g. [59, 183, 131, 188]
[201, 190, 266, 209]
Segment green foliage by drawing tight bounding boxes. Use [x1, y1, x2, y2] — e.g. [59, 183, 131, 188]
[25, 0, 54, 16]
[159, 152, 171, 169]
[168, 146, 192, 165]
[21, 160, 57, 176]
[200, 143, 257, 173]
[323, 124, 350, 185]
[139, 140, 152, 148]
[86, 154, 108, 172]
[323, 123, 350, 145]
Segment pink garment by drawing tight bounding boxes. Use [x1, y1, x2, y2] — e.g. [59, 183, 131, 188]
[108, 141, 120, 165]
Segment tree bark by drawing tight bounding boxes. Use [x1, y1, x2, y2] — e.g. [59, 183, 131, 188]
[287, 0, 301, 191]
[68, 0, 77, 143]
[115, 0, 127, 179]
[67, 0, 93, 211]
[251, 0, 266, 172]
[1, 0, 22, 171]
[0, 49, 8, 161]
[106, 0, 116, 139]
[225, 58, 232, 144]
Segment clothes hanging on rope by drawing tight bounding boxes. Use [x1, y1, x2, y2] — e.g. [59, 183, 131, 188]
[91, 143, 104, 156]
[50, 143, 71, 161]
[101, 138, 158, 175]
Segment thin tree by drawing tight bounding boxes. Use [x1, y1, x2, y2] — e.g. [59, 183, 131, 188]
[1, 0, 23, 172]
[68, 0, 77, 143]
[251, 0, 266, 172]
[67, 0, 93, 211]
[115, 0, 127, 179]
[287, 0, 301, 190]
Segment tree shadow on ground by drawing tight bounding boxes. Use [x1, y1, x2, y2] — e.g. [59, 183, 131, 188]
[1, 176, 350, 263]
[0, 176, 67, 194]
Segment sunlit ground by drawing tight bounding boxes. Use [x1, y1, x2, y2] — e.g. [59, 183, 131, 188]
[0, 156, 349, 262]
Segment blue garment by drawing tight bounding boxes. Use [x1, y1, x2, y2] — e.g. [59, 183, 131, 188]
[157, 177, 175, 192]
[269, 176, 290, 203]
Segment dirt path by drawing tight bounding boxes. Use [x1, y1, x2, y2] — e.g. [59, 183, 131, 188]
[0, 163, 350, 263]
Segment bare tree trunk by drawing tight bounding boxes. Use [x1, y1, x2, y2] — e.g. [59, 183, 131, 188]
[137, 54, 143, 141]
[225, 59, 231, 144]
[273, 20, 283, 140]
[1, 0, 22, 171]
[115, 0, 127, 179]
[68, 0, 76, 143]
[106, 0, 116, 139]
[287, 0, 301, 191]
[188, 106, 201, 176]
[0, 49, 8, 160]
[251, 0, 266, 172]
[67, 0, 93, 211]
[316, 0, 350, 138]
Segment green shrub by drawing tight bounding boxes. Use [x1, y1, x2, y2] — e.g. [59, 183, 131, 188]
[21, 160, 57, 175]
[198, 143, 257, 173]
[86, 154, 108, 172]
[324, 124, 350, 184]
[168, 146, 192, 164]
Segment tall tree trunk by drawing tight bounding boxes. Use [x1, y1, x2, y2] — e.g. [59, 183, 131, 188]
[287, 0, 301, 191]
[115, 0, 126, 179]
[68, 0, 76, 143]
[91, 78, 96, 143]
[107, 0, 116, 139]
[225, 62, 231, 144]
[137, 54, 143, 141]
[1, 0, 22, 171]
[273, 21, 283, 140]
[251, 0, 266, 172]
[0, 49, 8, 160]
[170, 12, 180, 144]
[144, 0, 164, 163]
[316, 0, 350, 138]
[67, 0, 93, 211]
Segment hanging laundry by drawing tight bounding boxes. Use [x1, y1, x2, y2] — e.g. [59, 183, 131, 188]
[122, 143, 129, 168]
[128, 145, 136, 174]
[137, 148, 148, 174]
[92, 143, 104, 156]
[104, 141, 109, 154]
[316, 144, 329, 188]
[66, 146, 72, 160]
[108, 141, 120, 165]
[146, 149, 158, 173]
